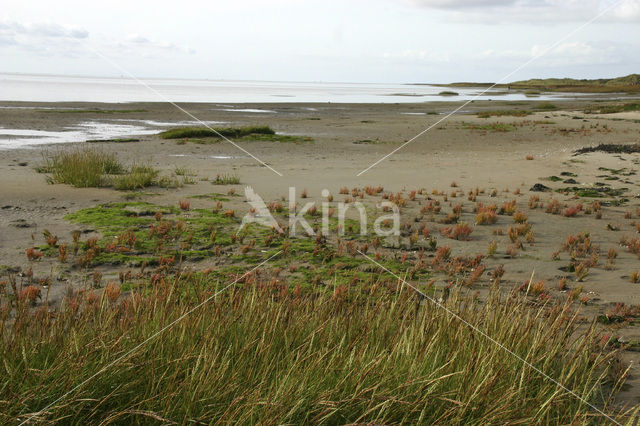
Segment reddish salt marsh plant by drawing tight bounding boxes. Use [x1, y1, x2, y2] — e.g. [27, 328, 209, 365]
[178, 200, 190, 211]
[58, 244, 68, 263]
[499, 200, 517, 215]
[562, 232, 597, 258]
[487, 240, 498, 257]
[507, 224, 531, 243]
[546, 199, 562, 215]
[476, 207, 498, 225]
[26, 248, 43, 261]
[528, 195, 540, 209]
[563, 204, 582, 217]
[19, 285, 41, 305]
[440, 222, 474, 241]
[513, 211, 528, 224]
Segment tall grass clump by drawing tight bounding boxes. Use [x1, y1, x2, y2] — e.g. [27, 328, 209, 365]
[38, 148, 124, 188]
[160, 126, 275, 139]
[111, 165, 159, 190]
[0, 277, 629, 424]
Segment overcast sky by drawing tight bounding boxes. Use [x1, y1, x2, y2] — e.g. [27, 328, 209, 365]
[1, 0, 639, 83]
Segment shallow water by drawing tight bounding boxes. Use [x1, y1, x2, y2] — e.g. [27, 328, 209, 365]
[0, 73, 606, 104]
[0, 121, 159, 149]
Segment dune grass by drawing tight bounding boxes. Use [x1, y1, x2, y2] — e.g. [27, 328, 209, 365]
[111, 165, 159, 190]
[38, 148, 165, 190]
[0, 276, 629, 424]
[160, 126, 275, 139]
[212, 173, 240, 185]
[37, 148, 125, 188]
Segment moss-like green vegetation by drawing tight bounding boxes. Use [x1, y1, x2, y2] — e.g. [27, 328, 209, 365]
[476, 110, 531, 118]
[189, 193, 231, 201]
[438, 90, 458, 96]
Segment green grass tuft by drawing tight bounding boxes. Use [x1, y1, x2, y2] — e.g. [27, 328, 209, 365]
[37, 148, 125, 188]
[160, 126, 275, 139]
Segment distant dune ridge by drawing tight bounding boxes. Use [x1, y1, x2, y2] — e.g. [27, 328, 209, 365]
[443, 73, 640, 93]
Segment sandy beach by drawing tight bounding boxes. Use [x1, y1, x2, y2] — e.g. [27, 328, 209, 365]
[2, 98, 640, 410]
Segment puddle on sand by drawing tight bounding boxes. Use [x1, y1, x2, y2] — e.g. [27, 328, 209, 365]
[0, 121, 159, 149]
[0, 119, 229, 149]
[109, 119, 226, 127]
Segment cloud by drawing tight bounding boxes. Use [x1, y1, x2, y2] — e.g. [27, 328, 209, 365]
[0, 20, 88, 39]
[399, 0, 640, 23]
[404, 0, 516, 9]
[120, 33, 196, 55]
[475, 41, 633, 67]
[382, 48, 450, 63]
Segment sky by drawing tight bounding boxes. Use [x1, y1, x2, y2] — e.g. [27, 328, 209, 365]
[1, 0, 639, 84]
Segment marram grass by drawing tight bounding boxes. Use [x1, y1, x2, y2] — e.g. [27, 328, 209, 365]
[1, 277, 632, 424]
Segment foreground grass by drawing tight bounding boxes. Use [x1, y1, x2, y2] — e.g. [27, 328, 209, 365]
[0, 277, 628, 424]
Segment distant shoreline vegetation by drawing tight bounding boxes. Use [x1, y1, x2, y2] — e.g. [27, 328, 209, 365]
[420, 74, 640, 94]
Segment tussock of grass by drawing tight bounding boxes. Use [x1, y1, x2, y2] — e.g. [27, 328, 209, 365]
[160, 126, 275, 139]
[212, 173, 240, 185]
[0, 280, 626, 424]
[38, 148, 163, 191]
[37, 148, 125, 188]
[111, 165, 159, 190]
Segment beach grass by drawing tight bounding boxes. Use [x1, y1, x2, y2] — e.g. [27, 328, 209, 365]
[111, 165, 159, 190]
[0, 277, 627, 424]
[37, 148, 125, 188]
[212, 173, 240, 185]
